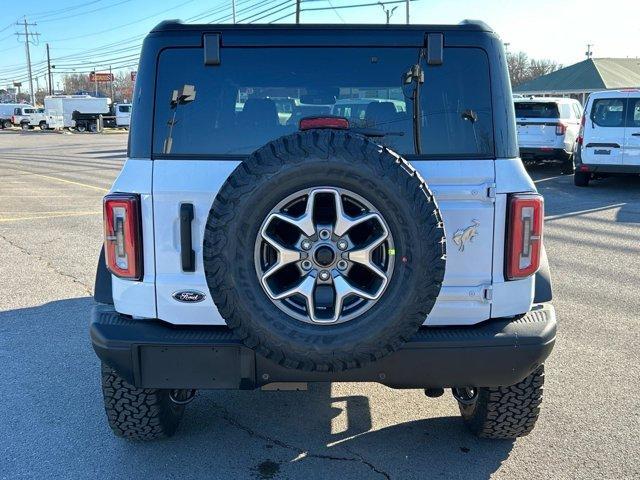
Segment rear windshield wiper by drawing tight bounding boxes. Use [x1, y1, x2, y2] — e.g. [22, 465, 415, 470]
[350, 128, 405, 138]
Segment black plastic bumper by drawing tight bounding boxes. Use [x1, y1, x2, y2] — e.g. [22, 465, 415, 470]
[90, 303, 556, 390]
[520, 147, 570, 161]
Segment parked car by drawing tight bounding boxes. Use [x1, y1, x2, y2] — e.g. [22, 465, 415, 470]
[331, 98, 406, 127]
[573, 89, 640, 186]
[515, 97, 583, 174]
[91, 21, 556, 441]
[102, 103, 132, 129]
[0, 103, 33, 129]
[22, 108, 64, 130]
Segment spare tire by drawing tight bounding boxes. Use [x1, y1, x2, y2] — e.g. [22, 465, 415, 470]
[204, 130, 445, 372]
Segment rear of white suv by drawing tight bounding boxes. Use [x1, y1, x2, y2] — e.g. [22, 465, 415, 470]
[515, 97, 582, 173]
[574, 89, 640, 186]
[90, 21, 557, 441]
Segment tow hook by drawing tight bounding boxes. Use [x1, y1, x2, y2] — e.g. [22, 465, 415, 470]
[451, 387, 478, 406]
[169, 389, 197, 405]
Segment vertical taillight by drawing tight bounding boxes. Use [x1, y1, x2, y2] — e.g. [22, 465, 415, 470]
[555, 122, 567, 135]
[506, 194, 543, 280]
[103, 193, 142, 280]
[576, 114, 586, 146]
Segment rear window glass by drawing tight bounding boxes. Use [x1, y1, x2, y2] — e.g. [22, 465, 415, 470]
[591, 98, 625, 127]
[153, 47, 494, 158]
[118, 105, 131, 113]
[515, 102, 560, 119]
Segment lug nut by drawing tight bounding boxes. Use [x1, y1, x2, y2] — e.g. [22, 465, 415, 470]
[319, 270, 330, 281]
[319, 229, 331, 240]
[337, 239, 348, 250]
[301, 239, 312, 250]
[301, 260, 312, 270]
[337, 260, 348, 271]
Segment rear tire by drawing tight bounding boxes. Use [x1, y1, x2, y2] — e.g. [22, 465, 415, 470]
[39, 121, 47, 130]
[455, 365, 545, 439]
[101, 363, 187, 440]
[76, 123, 87, 132]
[574, 171, 590, 187]
[21, 122, 30, 131]
[2, 120, 11, 129]
[89, 122, 98, 133]
[560, 155, 574, 175]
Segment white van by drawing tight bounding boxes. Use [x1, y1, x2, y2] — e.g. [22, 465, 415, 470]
[574, 90, 640, 186]
[514, 97, 583, 173]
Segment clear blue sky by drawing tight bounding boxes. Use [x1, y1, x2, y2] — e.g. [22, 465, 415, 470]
[1, 0, 639, 89]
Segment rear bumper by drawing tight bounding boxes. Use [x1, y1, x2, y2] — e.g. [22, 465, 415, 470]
[575, 163, 640, 174]
[519, 147, 570, 161]
[91, 303, 557, 390]
[573, 149, 640, 174]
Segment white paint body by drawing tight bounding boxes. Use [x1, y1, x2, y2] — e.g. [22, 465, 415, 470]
[579, 90, 640, 167]
[110, 156, 538, 326]
[44, 95, 110, 128]
[515, 97, 583, 153]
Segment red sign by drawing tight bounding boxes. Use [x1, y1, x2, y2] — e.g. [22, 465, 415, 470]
[89, 72, 114, 82]
[130, 71, 137, 82]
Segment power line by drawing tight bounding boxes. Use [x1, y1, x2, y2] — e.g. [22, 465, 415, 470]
[37, 0, 132, 24]
[15, 17, 40, 105]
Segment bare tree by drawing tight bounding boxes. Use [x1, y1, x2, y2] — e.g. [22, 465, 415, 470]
[507, 51, 561, 87]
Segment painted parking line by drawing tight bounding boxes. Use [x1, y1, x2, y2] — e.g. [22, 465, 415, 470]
[6, 168, 109, 192]
[545, 203, 626, 221]
[534, 175, 563, 184]
[0, 211, 101, 223]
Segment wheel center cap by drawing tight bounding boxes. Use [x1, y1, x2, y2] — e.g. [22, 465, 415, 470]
[314, 246, 335, 267]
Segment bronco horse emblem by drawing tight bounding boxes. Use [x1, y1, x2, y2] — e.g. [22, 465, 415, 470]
[452, 220, 480, 252]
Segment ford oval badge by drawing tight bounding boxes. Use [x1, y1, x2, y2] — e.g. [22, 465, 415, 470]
[172, 291, 206, 303]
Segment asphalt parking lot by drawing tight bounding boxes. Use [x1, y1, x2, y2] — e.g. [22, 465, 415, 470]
[1, 130, 639, 480]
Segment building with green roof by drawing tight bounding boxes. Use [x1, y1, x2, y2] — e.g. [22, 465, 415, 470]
[513, 58, 640, 104]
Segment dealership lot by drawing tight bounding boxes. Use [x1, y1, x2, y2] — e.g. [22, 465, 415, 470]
[0, 131, 639, 479]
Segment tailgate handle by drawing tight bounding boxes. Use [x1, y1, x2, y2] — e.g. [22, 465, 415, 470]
[180, 203, 195, 272]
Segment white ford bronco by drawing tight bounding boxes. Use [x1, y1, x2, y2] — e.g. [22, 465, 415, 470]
[91, 21, 556, 441]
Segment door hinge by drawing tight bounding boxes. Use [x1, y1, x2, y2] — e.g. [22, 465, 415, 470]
[487, 184, 496, 200]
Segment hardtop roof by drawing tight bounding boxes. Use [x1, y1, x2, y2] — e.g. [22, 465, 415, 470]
[151, 19, 493, 34]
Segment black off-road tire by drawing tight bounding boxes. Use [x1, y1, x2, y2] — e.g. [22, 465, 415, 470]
[457, 365, 545, 439]
[574, 171, 590, 187]
[21, 122, 30, 131]
[39, 121, 47, 130]
[204, 129, 445, 372]
[2, 120, 11, 129]
[101, 363, 185, 440]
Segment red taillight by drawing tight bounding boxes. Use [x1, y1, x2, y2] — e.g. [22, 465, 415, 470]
[555, 122, 567, 135]
[576, 114, 586, 146]
[506, 194, 543, 280]
[103, 193, 142, 280]
[299, 116, 349, 131]
[11, 116, 15, 123]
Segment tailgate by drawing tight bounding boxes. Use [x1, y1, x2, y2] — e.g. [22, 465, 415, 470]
[516, 119, 560, 148]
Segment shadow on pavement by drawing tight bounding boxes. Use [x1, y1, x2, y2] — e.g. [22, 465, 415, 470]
[527, 164, 640, 223]
[0, 297, 513, 479]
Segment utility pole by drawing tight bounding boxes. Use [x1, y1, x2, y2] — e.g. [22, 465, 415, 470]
[94, 66, 98, 95]
[295, 0, 301, 24]
[15, 17, 39, 106]
[109, 65, 114, 102]
[46, 43, 52, 95]
[232, 0, 236, 23]
[585, 44, 593, 59]
[405, 0, 410, 24]
[379, 2, 398, 24]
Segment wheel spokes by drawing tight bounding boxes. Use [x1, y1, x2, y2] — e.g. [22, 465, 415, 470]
[259, 229, 303, 294]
